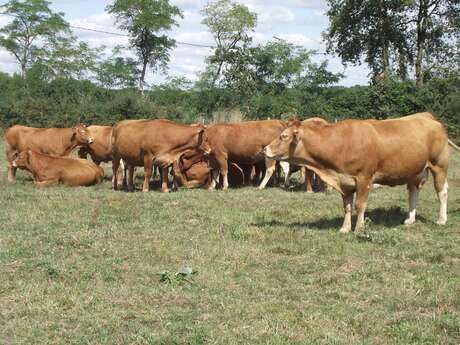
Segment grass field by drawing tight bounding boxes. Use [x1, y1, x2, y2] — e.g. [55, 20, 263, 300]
[1, 140, 460, 345]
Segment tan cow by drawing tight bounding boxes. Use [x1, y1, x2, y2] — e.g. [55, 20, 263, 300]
[198, 120, 289, 190]
[4, 124, 94, 182]
[264, 112, 460, 232]
[111, 119, 206, 192]
[77, 125, 125, 186]
[12, 150, 104, 187]
[171, 150, 212, 188]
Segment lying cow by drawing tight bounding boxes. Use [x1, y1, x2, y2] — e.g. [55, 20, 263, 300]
[264, 112, 460, 232]
[111, 119, 206, 192]
[4, 124, 94, 182]
[12, 150, 104, 187]
[199, 120, 289, 190]
[172, 150, 212, 188]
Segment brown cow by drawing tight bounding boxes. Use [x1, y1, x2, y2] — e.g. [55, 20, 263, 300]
[77, 125, 125, 186]
[198, 120, 288, 190]
[12, 150, 104, 187]
[171, 150, 247, 189]
[4, 124, 94, 182]
[263, 112, 460, 232]
[111, 119, 206, 192]
[171, 150, 212, 188]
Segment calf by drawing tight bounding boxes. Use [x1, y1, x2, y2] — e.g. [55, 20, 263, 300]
[12, 150, 104, 187]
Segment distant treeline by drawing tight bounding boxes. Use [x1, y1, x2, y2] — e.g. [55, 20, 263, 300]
[0, 72, 459, 140]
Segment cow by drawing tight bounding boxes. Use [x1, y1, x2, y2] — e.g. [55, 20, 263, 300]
[12, 150, 104, 187]
[111, 119, 206, 192]
[263, 112, 460, 233]
[198, 120, 289, 190]
[77, 125, 125, 186]
[171, 150, 212, 188]
[4, 124, 94, 182]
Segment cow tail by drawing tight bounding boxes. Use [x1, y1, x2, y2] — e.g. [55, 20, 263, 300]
[230, 162, 245, 184]
[448, 139, 460, 153]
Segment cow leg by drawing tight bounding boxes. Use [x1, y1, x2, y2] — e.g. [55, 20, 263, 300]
[127, 165, 135, 192]
[112, 156, 121, 190]
[279, 161, 290, 188]
[404, 184, 420, 225]
[354, 179, 372, 232]
[34, 179, 59, 188]
[142, 155, 154, 192]
[7, 161, 17, 183]
[304, 168, 314, 193]
[340, 193, 354, 233]
[431, 168, 448, 225]
[160, 167, 170, 193]
[208, 169, 220, 190]
[258, 158, 276, 189]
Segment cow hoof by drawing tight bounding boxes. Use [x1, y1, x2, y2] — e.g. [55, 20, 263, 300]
[435, 219, 447, 226]
[306, 190, 314, 194]
[161, 188, 170, 193]
[339, 227, 351, 234]
[404, 218, 416, 226]
[142, 189, 149, 193]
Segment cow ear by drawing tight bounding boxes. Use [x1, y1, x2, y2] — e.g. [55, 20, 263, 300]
[292, 128, 299, 142]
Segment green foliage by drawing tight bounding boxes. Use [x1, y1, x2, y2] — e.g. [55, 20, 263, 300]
[107, 0, 183, 91]
[201, 0, 257, 87]
[0, 0, 69, 76]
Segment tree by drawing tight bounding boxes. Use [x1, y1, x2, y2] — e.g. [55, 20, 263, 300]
[323, 0, 410, 82]
[96, 47, 140, 89]
[107, 0, 183, 93]
[0, 0, 69, 77]
[201, 0, 257, 87]
[407, 0, 460, 87]
[34, 35, 100, 80]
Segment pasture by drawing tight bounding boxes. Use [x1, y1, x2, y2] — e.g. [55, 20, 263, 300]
[1, 139, 460, 345]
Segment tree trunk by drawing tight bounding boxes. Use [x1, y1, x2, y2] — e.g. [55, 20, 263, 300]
[139, 61, 148, 95]
[382, 42, 390, 79]
[415, 0, 427, 88]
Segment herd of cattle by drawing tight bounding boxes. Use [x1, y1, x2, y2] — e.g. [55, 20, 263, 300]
[4, 112, 460, 232]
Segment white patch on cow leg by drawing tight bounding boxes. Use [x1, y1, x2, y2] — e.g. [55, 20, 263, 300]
[7, 162, 16, 183]
[208, 170, 219, 190]
[222, 172, 229, 190]
[279, 161, 290, 188]
[404, 185, 419, 225]
[436, 181, 448, 225]
[258, 165, 275, 190]
[340, 194, 353, 233]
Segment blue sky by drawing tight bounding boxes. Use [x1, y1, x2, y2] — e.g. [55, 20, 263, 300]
[0, 0, 370, 86]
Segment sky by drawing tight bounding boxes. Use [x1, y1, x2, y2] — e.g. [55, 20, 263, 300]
[0, 0, 370, 87]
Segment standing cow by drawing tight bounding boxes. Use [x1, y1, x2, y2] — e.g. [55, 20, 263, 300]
[198, 120, 289, 190]
[77, 125, 125, 186]
[4, 124, 94, 182]
[263, 113, 460, 232]
[111, 119, 206, 192]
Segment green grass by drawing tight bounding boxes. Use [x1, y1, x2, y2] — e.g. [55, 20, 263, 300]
[1, 141, 460, 345]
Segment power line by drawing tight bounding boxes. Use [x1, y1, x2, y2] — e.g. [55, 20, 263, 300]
[0, 12, 328, 54]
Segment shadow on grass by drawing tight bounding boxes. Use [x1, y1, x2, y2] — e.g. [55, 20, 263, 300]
[255, 207, 430, 231]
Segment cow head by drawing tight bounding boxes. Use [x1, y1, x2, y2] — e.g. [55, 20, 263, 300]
[72, 124, 94, 145]
[12, 150, 31, 169]
[263, 123, 301, 161]
[197, 128, 212, 156]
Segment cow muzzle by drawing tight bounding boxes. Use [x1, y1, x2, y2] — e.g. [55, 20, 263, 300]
[12, 161, 17, 167]
[87, 137, 94, 144]
[262, 146, 272, 158]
